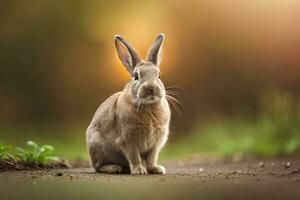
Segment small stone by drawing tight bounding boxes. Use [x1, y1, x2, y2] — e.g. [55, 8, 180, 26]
[291, 169, 300, 174]
[271, 162, 275, 167]
[285, 162, 292, 168]
[259, 162, 265, 168]
[55, 172, 63, 176]
[247, 171, 256, 176]
[198, 168, 204, 172]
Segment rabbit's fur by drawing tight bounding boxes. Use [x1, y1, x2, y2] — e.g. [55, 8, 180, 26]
[86, 34, 170, 174]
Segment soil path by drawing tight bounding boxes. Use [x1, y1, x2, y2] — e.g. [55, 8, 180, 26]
[1, 157, 300, 200]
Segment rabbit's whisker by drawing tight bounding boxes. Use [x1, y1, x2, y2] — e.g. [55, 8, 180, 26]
[166, 94, 183, 115]
[137, 101, 141, 112]
[165, 86, 183, 95]
[165, 88, 182, 93]
[165, 90, 181, 98]
[129, 100, 135, 111]
[167, 97, 180, 115]
[166, 93, 183, 107]
[130, 98, 139, 111]
[165, 86, 184, 89]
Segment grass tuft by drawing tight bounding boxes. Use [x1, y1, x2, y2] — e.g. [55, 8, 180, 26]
[0, 141, 63, 170]
[16, 141, 60, 165]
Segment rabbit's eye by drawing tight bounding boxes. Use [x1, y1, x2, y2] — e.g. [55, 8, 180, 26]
[133, 72, 139, 80]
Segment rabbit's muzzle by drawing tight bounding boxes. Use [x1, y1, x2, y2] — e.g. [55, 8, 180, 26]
[138, 84, 163, 104]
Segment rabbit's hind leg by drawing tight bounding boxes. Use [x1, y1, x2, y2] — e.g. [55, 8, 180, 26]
[87, 137, 105, 172]
[88, 138, 128, 174]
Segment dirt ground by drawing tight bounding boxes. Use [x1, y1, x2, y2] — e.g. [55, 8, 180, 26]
[0, 156, 300, 200]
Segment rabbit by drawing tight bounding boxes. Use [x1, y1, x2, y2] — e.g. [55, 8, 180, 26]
[86, 33, 170, 175]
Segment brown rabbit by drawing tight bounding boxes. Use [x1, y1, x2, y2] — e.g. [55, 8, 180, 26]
[86, 33, 170, 174]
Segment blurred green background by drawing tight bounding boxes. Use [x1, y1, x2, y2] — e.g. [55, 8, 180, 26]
[1, 0, 300, 160]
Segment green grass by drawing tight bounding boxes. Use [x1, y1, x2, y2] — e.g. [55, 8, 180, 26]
[1, 102, 300, 162]
[161, 90, 300, 160]
[0, 126, 88, 160]
[161, 115, 300, 160]
[2, 115, 300, 162]
[1, 141, 60, 165]
[0, 145, 15, 160]
[15, 141, 59, 165]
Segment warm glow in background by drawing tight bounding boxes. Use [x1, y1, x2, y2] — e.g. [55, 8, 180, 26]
[1, 1, 300, 157]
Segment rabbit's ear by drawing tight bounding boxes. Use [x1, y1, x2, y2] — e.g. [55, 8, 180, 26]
[147, 33, 165, 66]
[115, 35, 141, 75]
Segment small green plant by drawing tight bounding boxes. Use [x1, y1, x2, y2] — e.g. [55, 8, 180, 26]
[16, 141, 60, 165]
[0, 145, 15, 161]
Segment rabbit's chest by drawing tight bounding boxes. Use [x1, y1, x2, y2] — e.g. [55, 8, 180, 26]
[136, 117, 168, 153]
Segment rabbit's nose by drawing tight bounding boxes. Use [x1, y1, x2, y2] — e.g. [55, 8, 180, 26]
[145, 88, 154, 96]
[143, 84, 157, 95]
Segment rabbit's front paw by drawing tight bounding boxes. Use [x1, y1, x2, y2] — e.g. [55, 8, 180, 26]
[131, 165, 148, 175]
[147, 165, 166, 174]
